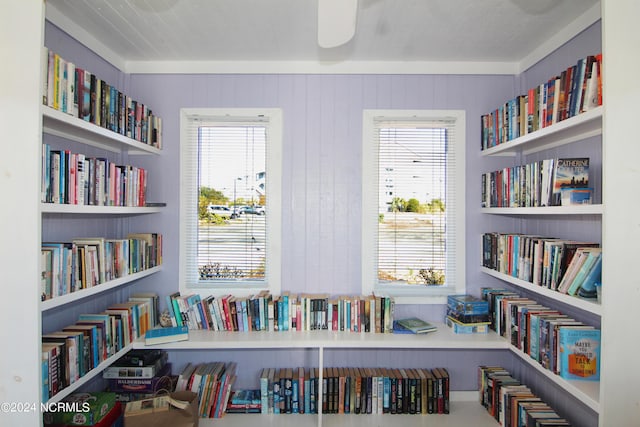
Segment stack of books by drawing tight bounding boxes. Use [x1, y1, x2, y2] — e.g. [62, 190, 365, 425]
[445, 294, 490, 334]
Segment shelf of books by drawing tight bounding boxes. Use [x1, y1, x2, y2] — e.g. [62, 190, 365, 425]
[481, 105, 602, 157]
[480, 267, 602, 316]
[510, 345, 600, 412]
[132, 325, 509, 351]
[42, 105, 161, 155]
[41, 266, 162, 312]
[46, 343, 134, 404]
[480, 204, 602, 215]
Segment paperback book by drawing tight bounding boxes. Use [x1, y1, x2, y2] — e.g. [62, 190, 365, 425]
[144, 325, 189, 346]
[558, 327, 601, 381]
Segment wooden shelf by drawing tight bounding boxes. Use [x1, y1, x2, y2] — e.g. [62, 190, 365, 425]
[480, 267, 602, 316]
[41, 266, 162, 312]
[42, 105, 161, 155]
[480, 106, 602, 157]
[480, 204, 602, 215]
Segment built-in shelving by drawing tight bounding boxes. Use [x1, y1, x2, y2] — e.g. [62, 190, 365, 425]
[480, 106, 602, 157]
[481, 267, 602, 316]
[133, 324, 509, 351]
[40, 96, 164, 406]
[196, 402, 500, 427]
[40, 265, 162, 312]
[42, 105, 161, 155]
[46, 343, 133, 404]
[480, 204, 602, 215]
[40, 203, 163, 215]
[510, 345, 599, 412]
[479, 74, 603, 425]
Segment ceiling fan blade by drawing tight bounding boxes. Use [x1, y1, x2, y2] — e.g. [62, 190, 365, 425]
[317, 0, 358, 48]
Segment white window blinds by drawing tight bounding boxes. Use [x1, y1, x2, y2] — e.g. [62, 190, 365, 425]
[362, 110, 465, 300]
[180, 109, 282, 293]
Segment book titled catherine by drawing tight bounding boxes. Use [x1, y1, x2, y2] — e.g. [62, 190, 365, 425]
[395, 317, 438, 334]
[144, 325, 189, 346]
[558, 327, 600, 381]
[552, 158, 589, 206]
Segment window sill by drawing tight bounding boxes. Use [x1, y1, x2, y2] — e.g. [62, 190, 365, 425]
[374, 283, 460, 305]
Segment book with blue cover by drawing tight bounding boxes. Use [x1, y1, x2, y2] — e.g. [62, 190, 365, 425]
[558, 327, 601, 381]
[394, 317, 438, 334]
[144, 325, 189, 345]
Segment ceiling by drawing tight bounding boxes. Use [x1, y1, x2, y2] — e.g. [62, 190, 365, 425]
[45, 0, 601, 74]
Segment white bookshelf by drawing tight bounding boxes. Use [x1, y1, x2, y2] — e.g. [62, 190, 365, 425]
[480, 106, 602, 157]
[197, 401, 499, 427]
[40, 95, 164, 405]
[41, 203, 163, 214]
[42, 105, 160, 155]
[133, 326, 509, 351]
[480, 204, 602, 215]
[480, 78, 603, 422]
[40, 266, 162, 312]
[480, 267, 602, 316]
[46, 343, 134, 404]
[510, 345, 599, 412]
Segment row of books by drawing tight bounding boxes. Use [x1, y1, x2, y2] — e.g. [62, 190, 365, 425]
[41, 293, 159, 401]
[41, 233, 163, 301]
[481, 233, 600, 297]
[481, 157, 590, 208]
[43, 48, 162, 148]
[479, 365, 572, 427]
[166, 291, 396, 334]
[257, 366, 449, 416]
[481, 54, 602, 151]
[175, 361, 237, 418]
[482, 288, 601, 381]
[42, 143, 148, 207]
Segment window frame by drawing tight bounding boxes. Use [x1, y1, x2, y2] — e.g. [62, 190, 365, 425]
[361, 109, 466, 304]
[179, 108, 282, 298]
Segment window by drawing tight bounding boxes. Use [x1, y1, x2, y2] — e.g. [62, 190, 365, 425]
[362, 110, 465, 303]
[180, 109, 282, 296]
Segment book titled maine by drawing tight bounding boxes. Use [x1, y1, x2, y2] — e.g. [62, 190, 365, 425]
[552, 158, 589, 206]
[558, 327, 600, 381]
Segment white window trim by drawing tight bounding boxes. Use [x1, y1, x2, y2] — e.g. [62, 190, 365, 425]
[361, 109, 466, 304]
[179, 108, 282, 298]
